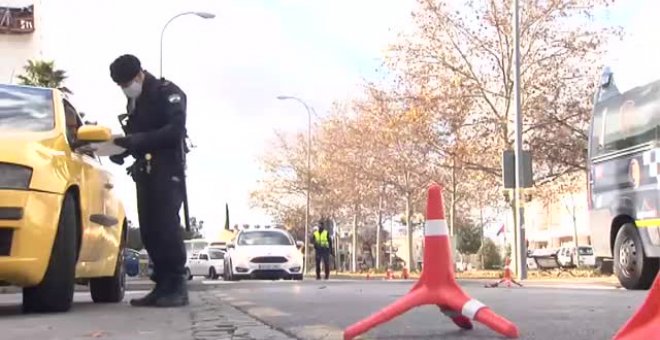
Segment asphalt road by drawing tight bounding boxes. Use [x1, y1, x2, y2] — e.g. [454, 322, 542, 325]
[0, 279, 650, 340]
[214, 279, 648, 340]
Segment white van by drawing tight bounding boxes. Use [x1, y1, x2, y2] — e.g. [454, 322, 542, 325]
[185, 247, 225, 280]
[557, 245, 596, 268]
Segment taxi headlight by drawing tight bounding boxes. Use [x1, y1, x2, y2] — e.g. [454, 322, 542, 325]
[0, 163, 32, 189]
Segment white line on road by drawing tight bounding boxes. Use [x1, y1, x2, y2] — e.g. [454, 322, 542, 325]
[288, 324, 346, 340]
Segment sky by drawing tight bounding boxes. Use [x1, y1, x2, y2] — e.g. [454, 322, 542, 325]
[7, 0, 652, 241]
[27, 0, 416, 240]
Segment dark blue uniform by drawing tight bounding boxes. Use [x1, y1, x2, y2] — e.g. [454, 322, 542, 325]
[114, 71, 188, 306]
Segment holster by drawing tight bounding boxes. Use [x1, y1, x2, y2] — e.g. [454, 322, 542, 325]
[126, 158, 148, 183]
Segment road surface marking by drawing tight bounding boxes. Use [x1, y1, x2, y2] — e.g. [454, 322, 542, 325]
[288, 324, 346, 340]
[245, 306, 290, 318]
[231, 300, 256, 307]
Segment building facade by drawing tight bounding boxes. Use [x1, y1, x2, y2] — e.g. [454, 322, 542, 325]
[0, 1, 43, 83]
[523, 190, 592, 249]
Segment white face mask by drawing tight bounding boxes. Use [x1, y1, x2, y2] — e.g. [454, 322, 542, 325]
[122, 80, 142, 99]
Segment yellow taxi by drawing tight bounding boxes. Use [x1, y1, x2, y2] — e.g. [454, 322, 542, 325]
[0, 84, 127, 313]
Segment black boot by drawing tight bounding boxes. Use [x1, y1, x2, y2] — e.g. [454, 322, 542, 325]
[155, 276, 189, 307]
[130, 281, 166, 307]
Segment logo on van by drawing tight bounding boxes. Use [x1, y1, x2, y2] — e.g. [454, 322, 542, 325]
[619, 100, 636, 135]
[629, 158, 641, 188]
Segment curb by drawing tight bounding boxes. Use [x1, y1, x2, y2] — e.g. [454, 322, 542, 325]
[304, 274, 620, 287]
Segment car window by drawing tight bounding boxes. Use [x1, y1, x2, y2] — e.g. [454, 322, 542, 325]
[0, 85, 54, 131]
[208, 249, 224, 259]
[237, 231, 294, 246]
[578, 247, 594, 255]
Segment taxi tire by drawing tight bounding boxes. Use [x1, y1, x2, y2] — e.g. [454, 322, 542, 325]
[89, 223, 126, 303]
[22, 194, 77, 313]
[292, 274, 303, 281]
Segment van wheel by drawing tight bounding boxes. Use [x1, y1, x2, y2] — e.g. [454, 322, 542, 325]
[90, 224, 126, 303]
[23, 194, 78, 313]
[614, 223, 659, 290]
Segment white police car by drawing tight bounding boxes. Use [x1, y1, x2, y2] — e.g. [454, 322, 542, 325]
[223, 228, 303, 281]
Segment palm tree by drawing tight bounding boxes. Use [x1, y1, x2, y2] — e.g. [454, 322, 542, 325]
[16, 59, 72, 94]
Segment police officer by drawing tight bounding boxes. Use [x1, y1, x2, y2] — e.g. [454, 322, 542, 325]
[311, 220, 333, 280]
[108, 54, 188, 307]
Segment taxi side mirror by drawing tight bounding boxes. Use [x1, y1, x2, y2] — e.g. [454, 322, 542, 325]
[77, 125, 112, 143]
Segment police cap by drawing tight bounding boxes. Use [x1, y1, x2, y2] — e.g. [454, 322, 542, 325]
[110, 54, 142, 84]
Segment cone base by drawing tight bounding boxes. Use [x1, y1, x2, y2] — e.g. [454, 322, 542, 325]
[342, 281, 519, 340]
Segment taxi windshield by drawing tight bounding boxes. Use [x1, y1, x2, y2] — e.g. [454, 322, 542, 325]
[0, 85, 54, 132]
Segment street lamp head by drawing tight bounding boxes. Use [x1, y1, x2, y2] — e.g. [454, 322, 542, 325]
[194, 12, 215, 19]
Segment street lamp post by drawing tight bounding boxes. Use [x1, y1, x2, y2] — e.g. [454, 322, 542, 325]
[159, 10, 215, 232]
[512, 0, 527, 280]
[160, 11, 216, 78]
[277, 95, 314, 273]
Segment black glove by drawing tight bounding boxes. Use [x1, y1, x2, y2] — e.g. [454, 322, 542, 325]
[113, 136, 132, 150]
[109, 154, 125, 165]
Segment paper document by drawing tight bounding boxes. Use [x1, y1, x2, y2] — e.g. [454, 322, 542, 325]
[85, 134, 126, 156]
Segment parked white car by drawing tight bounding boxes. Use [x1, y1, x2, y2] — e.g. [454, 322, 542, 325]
[557, 245, 596, 268]
[223, 229, 304, 281]
[185, 247, 225, 280]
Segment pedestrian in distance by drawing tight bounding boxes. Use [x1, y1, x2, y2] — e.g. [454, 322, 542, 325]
[108, 54, 189, 307]
[311, 219, 334, 280]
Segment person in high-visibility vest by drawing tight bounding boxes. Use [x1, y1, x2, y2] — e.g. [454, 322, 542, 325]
[310, 220, 334, 280]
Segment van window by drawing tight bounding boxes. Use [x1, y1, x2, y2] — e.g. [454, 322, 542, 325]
[590, 80, 660, 156]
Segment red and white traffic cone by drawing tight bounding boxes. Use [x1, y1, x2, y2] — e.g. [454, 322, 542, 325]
[343, 184, 519, 340]
[485, 257, 523, 288]
[402, 266, 410, 280]
[613, 273, 660, 339]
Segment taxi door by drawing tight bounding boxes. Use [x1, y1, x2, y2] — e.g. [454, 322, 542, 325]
[63, 101, 106, 263]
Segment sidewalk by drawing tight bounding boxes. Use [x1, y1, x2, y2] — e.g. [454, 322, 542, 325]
[0, 289, 294, 340]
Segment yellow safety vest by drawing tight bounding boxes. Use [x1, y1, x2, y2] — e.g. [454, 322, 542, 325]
[313, 230, 329, 248]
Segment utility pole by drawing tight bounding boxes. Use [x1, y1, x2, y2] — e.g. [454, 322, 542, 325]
[512, 0, 527, 280]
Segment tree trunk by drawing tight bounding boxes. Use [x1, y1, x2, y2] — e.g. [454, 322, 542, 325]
[352, 204, 359, 272]
[479, 200, 485, 270]
[571, 196, 579, 266]
[450, 160, 457, 237]
[376, 189, 384, 270]
[405, 192, 414, 272]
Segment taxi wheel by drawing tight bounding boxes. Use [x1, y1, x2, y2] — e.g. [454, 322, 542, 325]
[23, 194, 78, 313]
[90, 222, 126, 303]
